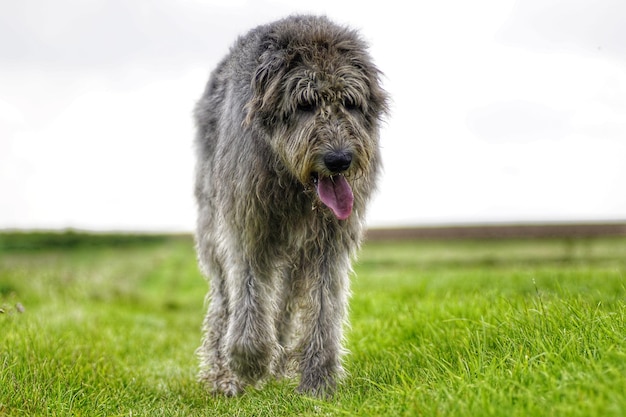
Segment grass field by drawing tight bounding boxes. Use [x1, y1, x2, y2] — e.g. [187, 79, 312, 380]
[1, 233, 625, 416]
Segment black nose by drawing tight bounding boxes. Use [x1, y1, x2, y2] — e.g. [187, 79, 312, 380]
[324, 151, 353, 174]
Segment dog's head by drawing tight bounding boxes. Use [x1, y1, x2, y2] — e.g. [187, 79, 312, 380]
[245, 16, 388, 220]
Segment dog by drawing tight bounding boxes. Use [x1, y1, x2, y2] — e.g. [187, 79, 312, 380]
[193, 15, 387, 397]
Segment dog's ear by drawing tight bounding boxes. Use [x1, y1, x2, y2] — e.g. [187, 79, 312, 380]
[347, 50, 389, 122]
[337, 38, 389, 124]
[365, 65, 389, 122]
[244, 42, 287, 127]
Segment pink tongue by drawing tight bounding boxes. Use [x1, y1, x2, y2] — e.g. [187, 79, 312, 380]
[316, 175, 354, 220]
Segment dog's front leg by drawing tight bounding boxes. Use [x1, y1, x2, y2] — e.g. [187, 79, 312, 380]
[225, 263, 277, 385]
[296, 254, 351, 397]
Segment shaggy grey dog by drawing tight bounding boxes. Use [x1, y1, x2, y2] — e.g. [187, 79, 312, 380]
[193, 15, 387, 397]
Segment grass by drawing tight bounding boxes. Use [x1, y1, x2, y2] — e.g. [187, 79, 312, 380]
[1, 233, 625, 416]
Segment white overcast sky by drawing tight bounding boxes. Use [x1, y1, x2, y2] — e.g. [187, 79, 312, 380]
[1, 0, 625, 231]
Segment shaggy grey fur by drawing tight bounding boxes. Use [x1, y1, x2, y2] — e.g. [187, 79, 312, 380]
[193, 15, 387, 397]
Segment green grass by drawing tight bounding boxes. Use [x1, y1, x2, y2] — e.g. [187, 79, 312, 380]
[1, 234, 625, 416]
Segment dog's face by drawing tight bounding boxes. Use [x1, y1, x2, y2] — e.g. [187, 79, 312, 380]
[246, 22, 387, 220]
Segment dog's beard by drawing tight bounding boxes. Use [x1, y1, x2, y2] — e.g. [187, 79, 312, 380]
[312, 174, 354, 220]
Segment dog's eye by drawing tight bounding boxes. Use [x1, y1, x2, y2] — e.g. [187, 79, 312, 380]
[297, 101, 317, 113]
[343, 97, 359, 112]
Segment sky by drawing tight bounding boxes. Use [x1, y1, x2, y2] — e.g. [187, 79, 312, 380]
[1, 0, 625, 231]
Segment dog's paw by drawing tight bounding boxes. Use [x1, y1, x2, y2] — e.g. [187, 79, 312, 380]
[215, 377, 245, 397]
[199, 368, 246, 397]
[296, 369, 338, 399]
[228, 338, 272, 383]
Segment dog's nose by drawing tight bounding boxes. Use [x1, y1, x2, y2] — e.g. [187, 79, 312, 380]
[324, 151, 353, 174]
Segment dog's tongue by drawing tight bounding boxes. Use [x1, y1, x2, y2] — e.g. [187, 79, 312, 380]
[316, 175, 354, 220]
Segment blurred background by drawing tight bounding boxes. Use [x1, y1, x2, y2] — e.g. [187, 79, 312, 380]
[1, 0, 625, 232]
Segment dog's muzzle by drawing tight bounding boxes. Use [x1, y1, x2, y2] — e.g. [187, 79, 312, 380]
[310, 150, 354, 220]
